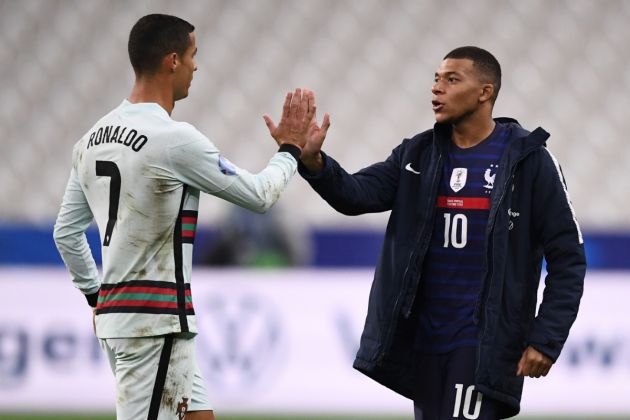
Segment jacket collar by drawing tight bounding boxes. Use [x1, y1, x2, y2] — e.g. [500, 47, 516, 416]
[432, 117, 550, 158]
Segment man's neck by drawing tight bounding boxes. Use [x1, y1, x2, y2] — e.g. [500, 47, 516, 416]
[451, 113, 496, 149]
[128, 76, 175, 115]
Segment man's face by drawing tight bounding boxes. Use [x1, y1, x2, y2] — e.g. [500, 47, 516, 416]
[173, 32, 197, 101]
[431, 58, 488, 124]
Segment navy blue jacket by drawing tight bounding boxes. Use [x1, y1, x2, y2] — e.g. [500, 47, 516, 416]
[299, 118, 586, 417]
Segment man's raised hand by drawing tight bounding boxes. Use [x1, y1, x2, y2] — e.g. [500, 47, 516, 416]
[264, 88, 316, 151]
[300, 109, 331, 173]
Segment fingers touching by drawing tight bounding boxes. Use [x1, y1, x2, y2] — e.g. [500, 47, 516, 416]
[282, 91, 292, 120]
[305, 89, 316, 123]
[290, 88, 301, 120]
[264, 88, 328, 150]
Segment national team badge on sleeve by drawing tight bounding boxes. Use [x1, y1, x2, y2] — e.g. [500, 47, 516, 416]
[218, 155, 237, 176]
[450, 168, 468, 192]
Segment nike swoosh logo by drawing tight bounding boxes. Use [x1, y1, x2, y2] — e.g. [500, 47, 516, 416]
[405, 163, 421, 175]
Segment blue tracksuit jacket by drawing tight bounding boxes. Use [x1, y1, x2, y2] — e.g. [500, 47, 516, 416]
[299, 118, 586, 417]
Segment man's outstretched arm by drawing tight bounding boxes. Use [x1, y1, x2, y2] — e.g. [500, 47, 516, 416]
[169, 89, 316, 213]
[290, 110, 402, 215]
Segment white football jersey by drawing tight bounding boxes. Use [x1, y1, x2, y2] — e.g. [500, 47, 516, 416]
[54, 100, 298, 338]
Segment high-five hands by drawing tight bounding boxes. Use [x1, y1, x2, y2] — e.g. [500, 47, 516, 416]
[264, 88, 316, 151]
[300, 104, 330, 173]
[516, 345, 553, 378]
[264, 88, 330, 172]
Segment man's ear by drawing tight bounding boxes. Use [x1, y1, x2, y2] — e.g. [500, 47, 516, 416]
[163, 52, 178, 73]
[479, 83, 495, 103]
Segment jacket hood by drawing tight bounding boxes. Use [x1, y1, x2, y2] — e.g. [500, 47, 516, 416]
[495, 117, 550, 156]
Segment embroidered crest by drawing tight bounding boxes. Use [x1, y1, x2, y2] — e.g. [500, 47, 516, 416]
[450, 168, 467, 192]
[484, 164, 498, 192]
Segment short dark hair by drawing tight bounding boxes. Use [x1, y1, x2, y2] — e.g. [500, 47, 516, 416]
[444, 46, 502, 102]
[128, 14, 195, 76]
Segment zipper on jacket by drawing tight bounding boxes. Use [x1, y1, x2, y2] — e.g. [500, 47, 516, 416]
[474, 144, 542, 378]
[377, 152, 443, 364]
[403, 157, 442, 319]
[473, 148, 535, 322]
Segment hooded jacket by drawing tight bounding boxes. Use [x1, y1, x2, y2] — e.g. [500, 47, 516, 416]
[299, 118, 586, 417]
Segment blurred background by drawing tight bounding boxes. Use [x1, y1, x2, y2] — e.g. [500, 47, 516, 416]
[1, 0, 629, 419]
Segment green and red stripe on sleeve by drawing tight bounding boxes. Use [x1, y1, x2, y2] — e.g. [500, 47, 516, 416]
[181, 210, 198, 244]
[96, 280, 194, 315]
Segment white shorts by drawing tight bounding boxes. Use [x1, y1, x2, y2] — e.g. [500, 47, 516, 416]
[100, 334, 212, 420]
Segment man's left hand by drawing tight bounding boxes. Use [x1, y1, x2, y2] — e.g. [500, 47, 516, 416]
[516, 345, 553, 378]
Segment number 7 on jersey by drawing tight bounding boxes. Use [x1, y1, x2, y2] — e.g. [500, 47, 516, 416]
[96, 161, 121, 246]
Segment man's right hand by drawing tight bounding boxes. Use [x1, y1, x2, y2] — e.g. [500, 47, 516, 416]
[263, 88, 316, 152]
[300, 108, 331, 173]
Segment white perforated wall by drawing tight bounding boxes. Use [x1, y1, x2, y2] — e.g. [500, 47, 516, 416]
[1, 0, 628, 228]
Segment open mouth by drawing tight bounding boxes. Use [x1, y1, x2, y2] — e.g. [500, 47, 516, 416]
[432, 100, 444, 112]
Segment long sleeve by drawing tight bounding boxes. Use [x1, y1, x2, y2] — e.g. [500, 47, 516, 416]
[167, 136, 298, 213]
[297, 146, 402, 216]
[527, 147, 586, 361]
[53, 166, 101, 301]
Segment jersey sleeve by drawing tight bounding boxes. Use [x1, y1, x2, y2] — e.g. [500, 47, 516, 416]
[167, 130, 298, 213]
[53, 163, 101, 301]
